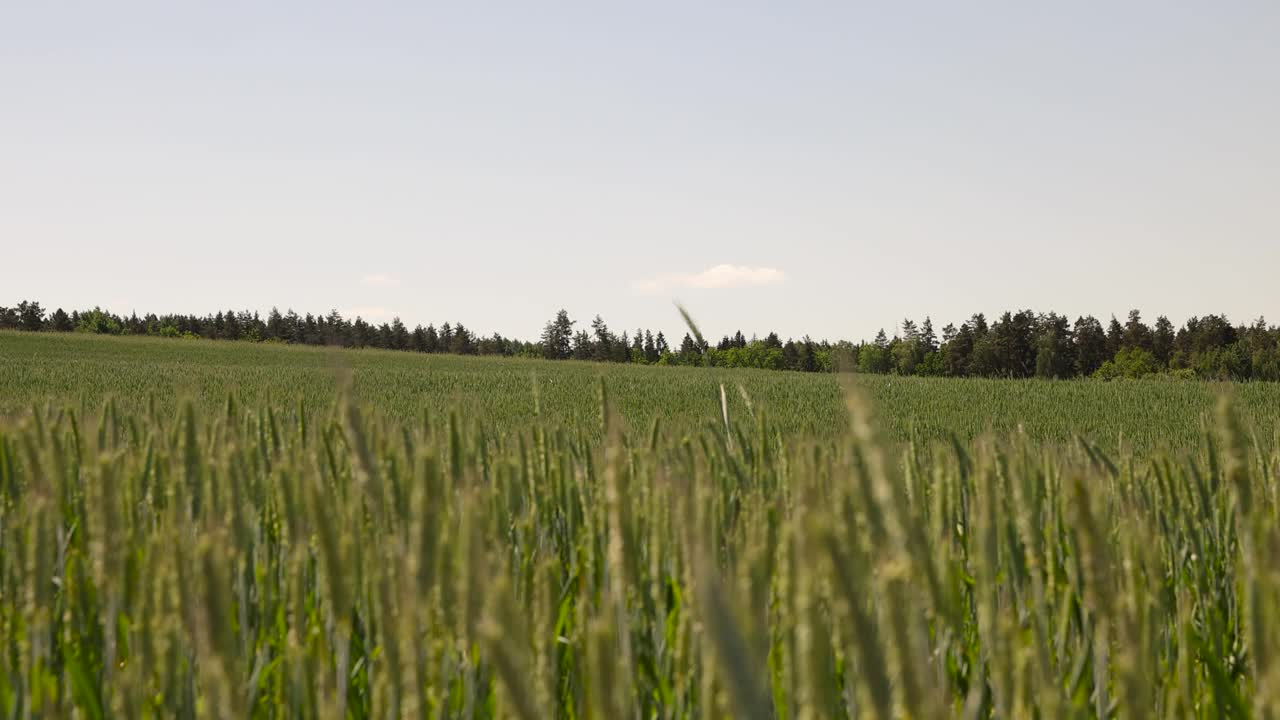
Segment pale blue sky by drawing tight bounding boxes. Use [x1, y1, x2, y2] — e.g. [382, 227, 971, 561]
[3, 2, 1277, 341]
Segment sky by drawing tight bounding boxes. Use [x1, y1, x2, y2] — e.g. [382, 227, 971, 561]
[3, 1, 1278, 342]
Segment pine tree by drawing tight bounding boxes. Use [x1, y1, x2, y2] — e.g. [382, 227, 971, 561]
[590, 315, 612, 361]
[613, 332, 631, 363]
[679, 333, 699, 359]
[920, 317, 938, 353]
[1106, 316, 1124, 357]
[390, 317, 410, 350]
[782, 340, 799, 370]
[572, 330, 592, 361]
[1124, 309, 1153, 353]
[901, 319, 919, 343]
[324, 310, 348, 346]
[51, 308, 73, 332]
[655, 332, 669, 355]
[970, 313, 989, 337]
[1073, 316, 1108, 376]
[17, 301, 45, 332]
[463, 325, 478, 354]
[945, 323, 975, 376]
[351, 318, 372, 347]
[265, 308, 284, 340]
[1152, 316, 1175, 367]
[283, 310, 302, 343]
[224, 310, 241, 340]
[303, 314, 320, 344]
[798, 338, 817, 372]
[1034, 313, 1073, 379]
[540, 310, 574, 360]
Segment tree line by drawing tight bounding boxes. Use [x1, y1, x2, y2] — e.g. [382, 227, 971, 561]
[854, 310, 1280, 381]
[0, 301, 534, 356]
[3, 300, 1279, 380]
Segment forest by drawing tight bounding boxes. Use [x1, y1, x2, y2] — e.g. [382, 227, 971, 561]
[3, 300, 1279, 381]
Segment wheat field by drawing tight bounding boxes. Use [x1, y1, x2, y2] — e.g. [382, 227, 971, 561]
[3, 331, 1280, 717]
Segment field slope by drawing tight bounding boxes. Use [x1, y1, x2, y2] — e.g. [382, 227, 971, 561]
[3, 330, 1278, 453]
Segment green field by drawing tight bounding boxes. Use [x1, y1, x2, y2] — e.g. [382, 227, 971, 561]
[4, 331, 1278, 454]
[4, 331, 1280, 717]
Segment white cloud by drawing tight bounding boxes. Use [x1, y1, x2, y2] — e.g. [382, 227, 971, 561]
[344, 306, 399, 322]
[360, 273, 400, 287]
[633, 264, 788, 293]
